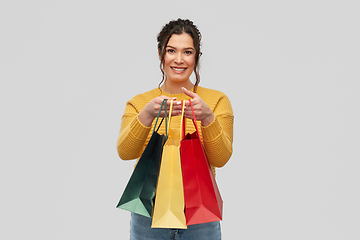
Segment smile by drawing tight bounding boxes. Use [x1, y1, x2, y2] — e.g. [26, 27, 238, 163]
[170, 67, 187, 72]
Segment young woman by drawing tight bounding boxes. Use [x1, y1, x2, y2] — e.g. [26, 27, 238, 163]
[117, 18, 234, 240]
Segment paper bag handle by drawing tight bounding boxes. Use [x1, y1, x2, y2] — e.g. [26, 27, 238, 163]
[181, 100, 200, 139]
[180, 100, 186, 139]
[153, 99, 168, 140]
[167, 99, 174, 131]
[188, 99, 200, 134]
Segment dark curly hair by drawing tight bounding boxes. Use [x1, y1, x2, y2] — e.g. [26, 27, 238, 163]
[157, 18, 202, 92]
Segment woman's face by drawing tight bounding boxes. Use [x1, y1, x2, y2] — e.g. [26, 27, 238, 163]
[162, 33, 195, 84]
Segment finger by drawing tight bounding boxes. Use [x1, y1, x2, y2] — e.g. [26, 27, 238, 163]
[164, 98, 178, 108]
[158, 110, 171, 118]
[183, 107, 196, 119]
[182, 87, 198, 99]
[170, 110, 182, 116]
[156, 98, 173, 110]
[184, 100, 199, 112]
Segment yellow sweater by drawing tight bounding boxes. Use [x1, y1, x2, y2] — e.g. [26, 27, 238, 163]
[117, 86, 234, 176]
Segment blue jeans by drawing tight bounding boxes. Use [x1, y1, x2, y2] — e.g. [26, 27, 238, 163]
[130, 213, 221, 240]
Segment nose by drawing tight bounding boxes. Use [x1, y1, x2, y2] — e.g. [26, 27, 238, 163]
[174, 53, 184, 63]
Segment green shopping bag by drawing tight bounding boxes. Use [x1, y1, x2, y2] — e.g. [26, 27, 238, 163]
[116, 99, 168, 217]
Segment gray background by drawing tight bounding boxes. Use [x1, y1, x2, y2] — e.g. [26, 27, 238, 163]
[1, 0, 359, 239]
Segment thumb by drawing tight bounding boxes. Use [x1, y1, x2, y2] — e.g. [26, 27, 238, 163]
[182, 87, 197, 98]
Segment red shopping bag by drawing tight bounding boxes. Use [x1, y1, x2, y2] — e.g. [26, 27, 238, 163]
[180, 100, 223, 226]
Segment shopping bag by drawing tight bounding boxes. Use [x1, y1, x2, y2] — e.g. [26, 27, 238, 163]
[116, 99, 168, 217]
[151, 100, 187, 229]
[180, 100, 223, 225]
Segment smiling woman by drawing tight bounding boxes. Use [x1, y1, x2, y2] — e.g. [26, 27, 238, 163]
[161, 33, 196, 93]
[116, 18, 234, 240]
[157, 19, 202, 94]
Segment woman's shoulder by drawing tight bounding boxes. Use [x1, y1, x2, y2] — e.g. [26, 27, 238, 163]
[197, 86, 233, 113]
[129, 88, 161, 103]
[197, 86, 230, 100]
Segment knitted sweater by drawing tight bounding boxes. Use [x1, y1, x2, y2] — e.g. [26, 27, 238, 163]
[117, 86, 234, 176]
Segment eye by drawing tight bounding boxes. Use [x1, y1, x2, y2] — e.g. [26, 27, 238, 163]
[166, 48, 175, 53]
[184, 50, 193, 55]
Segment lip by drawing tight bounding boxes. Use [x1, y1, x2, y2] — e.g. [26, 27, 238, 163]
[170, 66, 187, 73]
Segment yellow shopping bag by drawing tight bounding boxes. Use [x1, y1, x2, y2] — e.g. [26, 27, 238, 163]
[151, 100, 187, 229]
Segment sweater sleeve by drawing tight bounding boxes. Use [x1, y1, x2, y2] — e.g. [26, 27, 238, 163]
[201, 94, 234, 168]
[116, 99, 151, 160]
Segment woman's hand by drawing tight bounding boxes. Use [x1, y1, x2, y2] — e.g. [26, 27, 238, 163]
[181, 87, 215, 127]
[138, 96, 182, 127]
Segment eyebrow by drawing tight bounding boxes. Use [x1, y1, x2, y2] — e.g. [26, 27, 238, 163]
[166, 45, 195, 51]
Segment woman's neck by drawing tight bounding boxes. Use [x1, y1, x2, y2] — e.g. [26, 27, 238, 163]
[161, 79, 194, 94]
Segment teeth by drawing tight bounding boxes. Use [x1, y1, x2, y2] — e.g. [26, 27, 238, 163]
[171, 67, 186, 71]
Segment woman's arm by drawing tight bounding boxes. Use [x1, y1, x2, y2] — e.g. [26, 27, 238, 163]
[182, 88, 234, 168]
[116, 101, 151, 160]
[201, 98, 234, 168]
